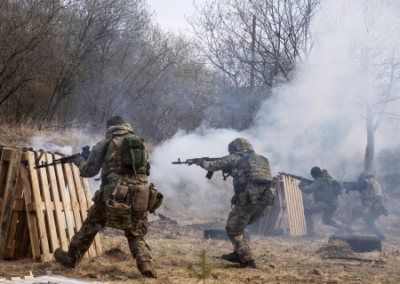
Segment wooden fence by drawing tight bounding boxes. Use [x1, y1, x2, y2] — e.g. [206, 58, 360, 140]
[0, 147, 102, 262]
[258, 175, 307, 236]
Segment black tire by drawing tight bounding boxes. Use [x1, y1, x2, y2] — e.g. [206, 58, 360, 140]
[203, 228, 251, 242]
[329, 235, 382, 252]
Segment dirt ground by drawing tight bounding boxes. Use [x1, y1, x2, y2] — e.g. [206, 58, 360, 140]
[1, 213, 400, 284]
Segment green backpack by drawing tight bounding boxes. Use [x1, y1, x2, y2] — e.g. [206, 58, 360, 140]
[121, 136, 146, 174]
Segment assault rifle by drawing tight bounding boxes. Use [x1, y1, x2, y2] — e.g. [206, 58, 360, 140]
[172, 157, 229, 180]
[34, 145, 91, 169]
[278, 172, 313, 184]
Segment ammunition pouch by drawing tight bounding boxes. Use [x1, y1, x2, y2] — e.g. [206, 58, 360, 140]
[148, 183, 163, 214]
[105, 200, 132, 230]
[131, 183, 149, 212]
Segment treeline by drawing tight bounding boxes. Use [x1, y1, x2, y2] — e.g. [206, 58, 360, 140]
[0, 0, 318, 143]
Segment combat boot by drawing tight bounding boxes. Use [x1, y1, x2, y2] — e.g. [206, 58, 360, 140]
[221, 252, 241, 263]
[240, 260, 257, 269]
[138, 261, 156, 278]
[54, 248, 78, 268]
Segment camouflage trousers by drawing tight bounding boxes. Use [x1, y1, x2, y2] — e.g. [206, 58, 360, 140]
[304, 201, 345, 234]
[226, 186, 272, 263]
[68, 194, 151, 267]
[346, 200, 386, 239]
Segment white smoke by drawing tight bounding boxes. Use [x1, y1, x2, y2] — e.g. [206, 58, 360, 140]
[150, 0, 400, 214]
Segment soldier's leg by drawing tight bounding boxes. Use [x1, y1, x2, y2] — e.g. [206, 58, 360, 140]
[364, 209, 385, 240]
[125, 212, 155, 278]
[304, 202, 327, 235]
[345, 205, 366, 226]
[55, 200, 106, 268]
[322, 205, 350, 231]
[226, 203, 255, 264]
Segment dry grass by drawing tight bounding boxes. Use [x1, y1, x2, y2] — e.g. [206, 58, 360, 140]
[1, 216, 400, 284]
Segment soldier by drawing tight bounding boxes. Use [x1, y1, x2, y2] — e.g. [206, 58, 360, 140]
[299, 167, 351, 237]
[54, 116, 157, 278]
[343, 171, 388, 240]
[196, 138, 274, 268]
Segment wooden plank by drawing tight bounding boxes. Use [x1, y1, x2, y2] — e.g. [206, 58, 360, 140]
[292, 179, 306, 234]
[0, 148, 21, 259]
[36, 153, 59, 254]
[62, 164, 82, 234]
[82, 178, 102, 256]
[286, 178, 300, 235]
[45, 153, 68, 251]
[71, 166, 95, 258]
[0, 150, 10, 199]
[282, 176, 295, 235]
[277, 177, 288, 236]
[54, 155, 74, 243]
[20, 160, 41, 261]
[26, 152, 51, 262]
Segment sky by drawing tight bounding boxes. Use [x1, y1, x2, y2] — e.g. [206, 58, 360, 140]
[146, 0, 207, 33]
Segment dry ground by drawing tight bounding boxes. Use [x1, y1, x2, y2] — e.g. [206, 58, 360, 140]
[1, 215, 400, 284]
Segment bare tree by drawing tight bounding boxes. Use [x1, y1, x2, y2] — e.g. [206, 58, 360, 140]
[188, 0, 319, 129]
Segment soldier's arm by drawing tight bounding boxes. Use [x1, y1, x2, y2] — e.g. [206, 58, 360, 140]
[73, 138, 109, 177]
[299, 179, 324, 194]
[198, 155, 237, 172]
[343, 180, 367, 192]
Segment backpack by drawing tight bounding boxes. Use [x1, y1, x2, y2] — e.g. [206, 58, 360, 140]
[121, 136, 146, 174]
[331, 179, 344, 196]
[233, 151, 272, 185]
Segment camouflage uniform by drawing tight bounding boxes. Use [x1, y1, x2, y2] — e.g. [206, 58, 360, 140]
[299, 170, 347, 236]
[198, 138, 273, 267]
[54, 121, 154, 277]
[344, 172, 388, 240]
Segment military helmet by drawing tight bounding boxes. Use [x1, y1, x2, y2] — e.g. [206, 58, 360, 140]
[228, 138, 253, 154]
[359, 171, 374, 180]
[106, 116, 125, 128]
[310, 166, 322, 178]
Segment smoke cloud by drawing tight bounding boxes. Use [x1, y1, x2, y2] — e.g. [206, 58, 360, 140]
[150, 0, 400, 214]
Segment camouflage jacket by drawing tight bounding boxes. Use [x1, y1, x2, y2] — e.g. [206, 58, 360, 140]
[344, 177, 384, 203]
[199, 150, 270, 192]
[299, 173, 338, 206]
[73, 123, 148, 187]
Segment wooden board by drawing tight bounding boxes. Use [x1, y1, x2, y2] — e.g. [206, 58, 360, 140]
[0, 148, 102, 262]
[257, 176, 306, 236]
[281, 175, 306, 236]
[0, 148, 22, 259]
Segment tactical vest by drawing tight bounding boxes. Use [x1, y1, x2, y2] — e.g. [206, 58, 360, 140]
[232, 151, 272, 185]
[362, 177, 383, 200]
[104, 133, 147, 175]
[313, 177, 337, 202]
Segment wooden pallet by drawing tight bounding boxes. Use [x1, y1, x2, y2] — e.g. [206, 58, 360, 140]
[258, 175, 307, 236]
[0, 147, 102, 262]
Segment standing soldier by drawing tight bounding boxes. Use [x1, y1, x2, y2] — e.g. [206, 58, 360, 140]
[54, 116, 161, 278]
[299, 167, 351, 237]
[343, 171, 388, 240]
[196, 138, 274, 268]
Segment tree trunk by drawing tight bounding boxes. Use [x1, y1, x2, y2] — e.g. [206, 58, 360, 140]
[364, 104, 374, 172]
